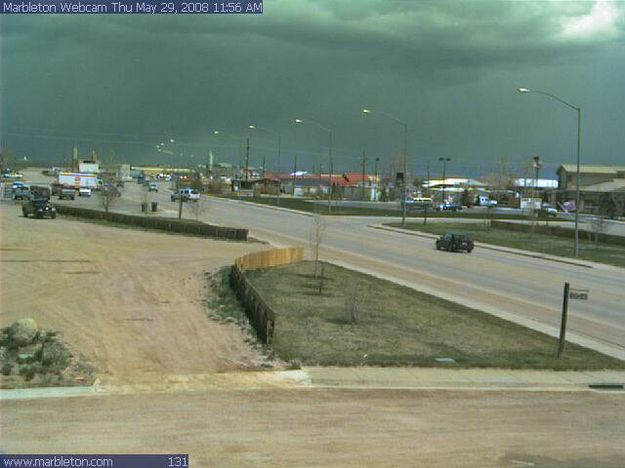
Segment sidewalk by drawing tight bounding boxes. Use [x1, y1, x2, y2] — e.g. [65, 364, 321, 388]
[305, 366, 625, 391]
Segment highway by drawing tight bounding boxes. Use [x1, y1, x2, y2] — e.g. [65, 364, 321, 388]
[109, 182, 625, 360]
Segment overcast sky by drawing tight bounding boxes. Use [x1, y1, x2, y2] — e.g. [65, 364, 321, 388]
[1, 0, 625, 177]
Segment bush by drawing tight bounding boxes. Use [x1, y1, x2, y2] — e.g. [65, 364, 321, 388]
[18, 363, 39, 381]
[40, 341, 70, 371]
[1, 363, 13, 376]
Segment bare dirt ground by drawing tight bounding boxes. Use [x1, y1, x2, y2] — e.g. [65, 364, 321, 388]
[2, 388, 624, 467]
[0, 204, 267, 386]
[2, 201, 625, 467]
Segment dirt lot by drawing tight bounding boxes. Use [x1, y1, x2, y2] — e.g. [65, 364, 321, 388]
[0, 204, 267, 386]
[2, 201, 625, 467]
[2, 388, 624, 467]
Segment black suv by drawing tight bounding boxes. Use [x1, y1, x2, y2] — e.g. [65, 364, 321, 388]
[22, 198, 57, 219]
[435, 233, 474, 253]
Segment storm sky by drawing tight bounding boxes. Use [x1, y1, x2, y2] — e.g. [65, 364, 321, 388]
[1, 0, 625, 177]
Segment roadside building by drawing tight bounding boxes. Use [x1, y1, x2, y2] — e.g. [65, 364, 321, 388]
[557, 164, 625, 214]
[423, 178, 486, 203]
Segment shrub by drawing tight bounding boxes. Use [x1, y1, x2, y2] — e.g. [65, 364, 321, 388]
[1, 363, 12, 376]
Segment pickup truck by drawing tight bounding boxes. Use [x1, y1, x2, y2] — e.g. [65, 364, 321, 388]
[59, 188, 76, 200]
[22, 199, 57, 219]
[13, 186, 31, 200]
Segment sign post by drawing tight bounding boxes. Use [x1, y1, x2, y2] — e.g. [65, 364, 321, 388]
[558, 283, 589, 358]
[557, 282, 570, 358]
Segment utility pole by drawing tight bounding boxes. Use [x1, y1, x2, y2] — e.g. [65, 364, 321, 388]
[292, 155, 297, 195]
[374, 156, 380, 201]
[238, 139, 243, 179]
[245, 137, 250, 184]
[262, 155, 266, 179]
[361, 151, 367, 201]
[178, 194, 183, 220]
[425, 160, 431, 225]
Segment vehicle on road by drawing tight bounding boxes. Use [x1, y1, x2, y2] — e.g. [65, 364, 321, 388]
[148, 182, 158, 192]
[12, 185, 31, 200]
[539, 203, 558, 217]
[437, 202, 463, 212]
[59, 188, 76, 200]
[435, 233, 474, 253]
[79, 187, 92, 197]
[22, 198, 57, 219]
[171, 188, 200, 202]
[58, 172, 98, 190]
[401, 197, 433, 209]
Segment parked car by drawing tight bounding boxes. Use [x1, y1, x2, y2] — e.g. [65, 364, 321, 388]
[78, 187, 92, 197]
[13, 185, 31, 200]
[59, 188, 76, 200]
[539, 203, 558, 217]
[437, 202, 462, 212]
[171, 188, 200, 202]
[148, 182, 159, 192]
[435, 233, 474, 253]
[22, 198, 57, 219]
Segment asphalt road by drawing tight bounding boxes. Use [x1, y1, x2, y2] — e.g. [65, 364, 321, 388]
[24, 167, 621, 360]
[91, 181, 623, 361]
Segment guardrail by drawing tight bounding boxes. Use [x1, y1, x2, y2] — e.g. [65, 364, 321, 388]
[53, 204, 248, 241]
[230, 247, 305, 344]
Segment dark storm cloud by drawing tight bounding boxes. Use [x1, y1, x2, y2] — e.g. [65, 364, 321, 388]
[2, 0, 625, 174]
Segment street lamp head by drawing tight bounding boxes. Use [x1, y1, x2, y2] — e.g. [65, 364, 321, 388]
[169, 138, 175, 143]
[518, 87, 531, 94]
[362, 108, 371, 114]
[248, 125, 255, 129]
[213, 130, 220, 135]
[295, 118, 303, 124]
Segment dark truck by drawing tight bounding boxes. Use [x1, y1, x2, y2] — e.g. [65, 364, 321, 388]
[435, 232, 474, 253]
[22, 198, 57, 219]
[59, 187, 76, 200]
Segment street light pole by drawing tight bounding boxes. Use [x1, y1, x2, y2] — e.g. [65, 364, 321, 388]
[439, 157, 451, 205]
[249, 124, 282, 206]
[363, 108, 409, 225]
[518, 88, 582, 257]
[294, 117, 334, 214]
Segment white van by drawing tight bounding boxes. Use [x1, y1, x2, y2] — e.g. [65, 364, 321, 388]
[171, 188, 200, 202]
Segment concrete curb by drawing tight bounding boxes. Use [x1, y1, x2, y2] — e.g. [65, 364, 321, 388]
[369, 224, 600, 269]
[304, 367, 625, 392]
[207, 196, 315, 218]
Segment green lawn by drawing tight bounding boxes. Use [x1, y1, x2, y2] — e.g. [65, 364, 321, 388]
[244, 261, 624, 369]
[226, 195, 531, 219]
[387, 221, 625, 268]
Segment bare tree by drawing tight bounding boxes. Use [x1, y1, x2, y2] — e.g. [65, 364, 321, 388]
[589, 215, 606, 247]
[310, 215, 326, 280]
[189, 197, 207, 221]
[343, 281, 365, 324]
[99, 174, 121, 213]
[482, 156, 516, 193]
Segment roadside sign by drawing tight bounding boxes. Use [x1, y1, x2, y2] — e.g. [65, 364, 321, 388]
[569, 288, 589, 301]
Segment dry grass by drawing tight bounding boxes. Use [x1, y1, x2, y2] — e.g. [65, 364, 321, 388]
[245, 261, 625, 369]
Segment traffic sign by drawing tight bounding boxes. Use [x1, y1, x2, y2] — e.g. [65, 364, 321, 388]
[569, 288, 589, 301]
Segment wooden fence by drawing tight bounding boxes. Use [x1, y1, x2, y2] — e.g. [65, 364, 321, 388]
[230, 247, 304, 344]
[54, 204, 248, 241]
